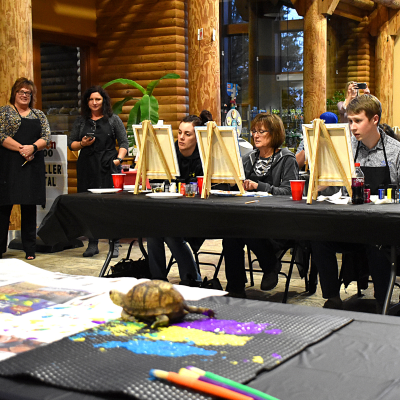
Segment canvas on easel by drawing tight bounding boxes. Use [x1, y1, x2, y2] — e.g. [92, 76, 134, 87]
[302, 119, 354, 204]
[133, 121, 180, 194]
[195, 121, 245, 198]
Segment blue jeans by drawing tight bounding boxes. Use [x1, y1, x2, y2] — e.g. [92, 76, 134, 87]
[147, 237, 202, 282]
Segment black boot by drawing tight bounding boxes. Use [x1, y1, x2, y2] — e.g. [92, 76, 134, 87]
[83, 239, 99, 257]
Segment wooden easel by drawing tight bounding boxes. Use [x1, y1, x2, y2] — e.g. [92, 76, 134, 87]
[201, 121, 245, 198]
[134, 120, 173, 194]
[307, 119, 352, 204]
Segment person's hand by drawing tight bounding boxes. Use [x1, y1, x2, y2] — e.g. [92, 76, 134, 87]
[363, 85, 370, 95]
[81, 136, 95, 147]
[19, 145, 35, 159]
[346, 83, 358, 102]
[243, 179, 258, 191]
[113, 159, 121, 166]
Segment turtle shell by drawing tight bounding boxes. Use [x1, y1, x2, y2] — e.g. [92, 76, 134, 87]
[122, 280, 185, 319]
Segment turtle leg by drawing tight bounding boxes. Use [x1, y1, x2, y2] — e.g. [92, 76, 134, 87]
[120, 309, 138, 323]
[184, 305, 215, 318]
[150, 315, 170, 329]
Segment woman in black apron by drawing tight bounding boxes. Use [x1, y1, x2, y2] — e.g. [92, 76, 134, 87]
[68, 86, 128, 257]
[0, 78, 50, 260]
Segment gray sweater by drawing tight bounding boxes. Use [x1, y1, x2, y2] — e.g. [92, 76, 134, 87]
[242, 147, 299, 195]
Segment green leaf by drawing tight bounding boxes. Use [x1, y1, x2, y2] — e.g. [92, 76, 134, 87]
[149, 95, 159, 124]
[112, 97, 133, 115]
[102, 78, 146, 95]
[128, 101, 141, 128]
[145, 73, 180, 96]
[140, 94, 151, 121]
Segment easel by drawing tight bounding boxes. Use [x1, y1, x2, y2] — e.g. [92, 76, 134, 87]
[201, 121, 245, 198]
[306, 119, 352, 204]
[134, 120, 173, 194]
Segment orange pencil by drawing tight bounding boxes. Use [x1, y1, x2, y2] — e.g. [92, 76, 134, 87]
[150, 369, 254, 400]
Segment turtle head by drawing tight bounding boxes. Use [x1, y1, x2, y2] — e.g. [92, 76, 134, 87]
[109, 290, 125, 307]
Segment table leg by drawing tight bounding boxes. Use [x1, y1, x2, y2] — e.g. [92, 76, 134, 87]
[99, 239, 116, 277]
[382, 245, 397, 315]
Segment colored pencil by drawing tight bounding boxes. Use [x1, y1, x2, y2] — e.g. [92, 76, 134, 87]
[187, 366, 280, 400]
[150, 369, 254, 400]
[178, 368, 266, 400]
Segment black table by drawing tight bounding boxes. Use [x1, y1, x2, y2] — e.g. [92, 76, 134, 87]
[38, 192, 400, 313]
[1, 297, 400, 400]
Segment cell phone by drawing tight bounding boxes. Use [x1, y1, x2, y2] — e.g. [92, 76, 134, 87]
[85, 133, 95, 140]
[356, 82, 367, 90]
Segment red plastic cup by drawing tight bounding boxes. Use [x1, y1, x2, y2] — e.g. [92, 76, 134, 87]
[290, 180, 305, 201]
[112, 174, 126, 190]
[197, 176, 204, 196]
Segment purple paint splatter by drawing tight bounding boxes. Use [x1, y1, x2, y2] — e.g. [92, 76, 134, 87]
[264, 329, 282, 335]
[174, 319, 271, 335]
[271, 353, 282, 359]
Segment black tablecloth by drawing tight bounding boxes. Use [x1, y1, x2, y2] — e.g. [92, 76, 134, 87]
[38, 192, 400, 246]
[1, 298, 400, 400]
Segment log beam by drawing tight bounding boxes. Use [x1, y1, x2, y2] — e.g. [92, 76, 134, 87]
[304, 0, 327, 123]
[188, 0, 220, 124]
[341, 0, 376, 11]
[319, 0, 340, 16]
[375, 6, 394, 125]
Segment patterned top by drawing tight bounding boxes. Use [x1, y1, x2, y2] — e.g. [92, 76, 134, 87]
[0, 105, 51, 145]
[254, 154, 274, 177]
[351, 130, 400, 184]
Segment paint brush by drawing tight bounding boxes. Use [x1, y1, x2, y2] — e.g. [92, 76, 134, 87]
[186, 366, 280, 400]
[179, 368, 267, 400]
[149, 369, 254, 400]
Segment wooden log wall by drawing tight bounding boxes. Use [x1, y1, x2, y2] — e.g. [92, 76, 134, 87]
[188, 0, 221, 124]
[0, 0, 34, 231]
[95, 0, 188, 133]
[327, 16, 375, 113]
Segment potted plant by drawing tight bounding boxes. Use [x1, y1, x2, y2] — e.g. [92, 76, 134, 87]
[103, 73, 180, 155]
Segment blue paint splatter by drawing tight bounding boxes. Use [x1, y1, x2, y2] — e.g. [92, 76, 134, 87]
[94, 339, 217, 357]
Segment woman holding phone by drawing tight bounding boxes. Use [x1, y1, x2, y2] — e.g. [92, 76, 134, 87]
[337, 81, 370, 123]
[68, 86, 128, 257]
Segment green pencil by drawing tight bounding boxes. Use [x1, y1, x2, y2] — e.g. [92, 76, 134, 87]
[187, 366, 280, 400]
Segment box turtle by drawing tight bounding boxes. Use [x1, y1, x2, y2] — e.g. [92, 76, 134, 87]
[109, 280, 215, 329]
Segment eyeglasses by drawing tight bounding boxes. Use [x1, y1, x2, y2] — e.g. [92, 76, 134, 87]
[251, 130, 269, 136]
[17, 90, 32, 97]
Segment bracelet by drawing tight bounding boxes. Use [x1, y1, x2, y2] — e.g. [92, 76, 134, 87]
[116, 157, 123, 163]
[32, 144, 38, 154]
[80, 141, 84, 148]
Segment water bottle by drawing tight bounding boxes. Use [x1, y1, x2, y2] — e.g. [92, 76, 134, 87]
[352, 163, 364, 204]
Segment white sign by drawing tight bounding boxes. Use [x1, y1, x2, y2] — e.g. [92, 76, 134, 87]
[37, 135, 68, 226]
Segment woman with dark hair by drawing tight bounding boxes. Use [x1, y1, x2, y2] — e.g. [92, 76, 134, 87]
[223, 113, 299, 297]
[0, 77, 50, 260]
[68, 86, 128, 257]
[199, 110, 213, 126]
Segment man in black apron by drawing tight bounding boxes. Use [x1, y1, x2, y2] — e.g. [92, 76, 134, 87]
[311, 95, 400, 312]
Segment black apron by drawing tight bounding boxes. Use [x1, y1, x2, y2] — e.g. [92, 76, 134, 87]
[77, 117, 118, 192]
[354, 133, 391, 195]
[0, 108, 45, 205]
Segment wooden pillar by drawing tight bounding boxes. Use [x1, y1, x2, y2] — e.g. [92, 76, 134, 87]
[0, 0, 34, 231]
[303, 0, 327, 123]
[0, 0, 33, 103]
[375, 7, 394, 125]
[188, 0, 221, 124]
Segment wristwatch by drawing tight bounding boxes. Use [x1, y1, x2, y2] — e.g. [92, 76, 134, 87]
[116, 157, 123, 163]
[32, 144, 38, 153]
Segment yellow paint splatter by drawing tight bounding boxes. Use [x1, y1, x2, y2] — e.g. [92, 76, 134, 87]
[142, 326, 252, 347]
[99, 348, 106, 352]
[23, 300, 34, 306]
[252, 356, 264, 364]
[230, 361, 238, 365]
[101, 321, 146, 337]
[72, 338, 85, 342]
